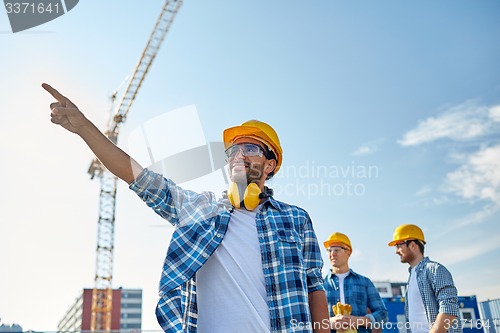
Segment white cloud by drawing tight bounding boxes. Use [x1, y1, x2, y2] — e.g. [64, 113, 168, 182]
[437, 235, 500, 266]
[352, 138, 385, 155]
[432, 205, 499, 239]
[490, 105, 500, 122]
[443, 144, 500, 205]
[454, 204, 499, 228]
[398, 101, 499, 146]
[399, 100, 500, 212]
[415, 185, 433, 197]
[352, 146, 374, 156]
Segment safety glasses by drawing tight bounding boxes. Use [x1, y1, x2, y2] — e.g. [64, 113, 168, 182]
[225, 143, 265, 160]
[395, 240, 413, 249]
[326, 246, 349, 254]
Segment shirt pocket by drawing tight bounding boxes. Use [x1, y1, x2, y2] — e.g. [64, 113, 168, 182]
[276, 229, 304, 267]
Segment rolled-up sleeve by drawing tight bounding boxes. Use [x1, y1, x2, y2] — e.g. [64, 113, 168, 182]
[303, 213, 325, 293]
[129, 168, 184, 225]
[433, 265, 459, 317]
[129, 168, 222, 227]
[366, 279, 388, 324]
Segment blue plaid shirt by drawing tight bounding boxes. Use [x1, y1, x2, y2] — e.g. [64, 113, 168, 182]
[129, 169, 325, 333]
[324, 269, 388, 333]
[405, 257, 462, 333]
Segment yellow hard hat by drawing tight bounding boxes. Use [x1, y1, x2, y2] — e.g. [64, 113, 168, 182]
[223, 120, 283, 174]
[324, 232, 352, 250]
[388, 224, 426, 246]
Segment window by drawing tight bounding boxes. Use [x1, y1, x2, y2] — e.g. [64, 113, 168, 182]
[459, 308, 476, 328]
[121, 302, 141, 308]
[121, 313, 142, 319]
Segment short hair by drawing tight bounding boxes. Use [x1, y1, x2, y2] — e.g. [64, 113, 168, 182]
[409, 239, 425, 255]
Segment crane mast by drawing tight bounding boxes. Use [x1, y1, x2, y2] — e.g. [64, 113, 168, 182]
[87, 1, 183, 330]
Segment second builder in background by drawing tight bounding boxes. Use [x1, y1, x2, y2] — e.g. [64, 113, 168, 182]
[323, 232, 388, 333]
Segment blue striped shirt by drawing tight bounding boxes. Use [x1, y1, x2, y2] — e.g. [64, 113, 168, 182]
[129, 169, 325, 333]
[324, 269, 388, 333]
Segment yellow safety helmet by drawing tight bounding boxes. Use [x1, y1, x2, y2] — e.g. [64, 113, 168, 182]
[388, 224, 426, 246]
[223, 120, 283, 174]
[324, 232, 352, 250]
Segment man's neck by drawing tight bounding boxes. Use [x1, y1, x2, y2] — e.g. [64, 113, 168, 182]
[408, 254, 424, 268]
[332, 266, 349, 275]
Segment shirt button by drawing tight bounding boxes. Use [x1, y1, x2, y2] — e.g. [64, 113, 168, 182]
[202, 253, 208, 258]
[290, 235, 294, 241]
[216, 233, 222, 238]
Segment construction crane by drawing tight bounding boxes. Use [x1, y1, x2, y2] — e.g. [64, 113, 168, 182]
[86, 1, 183, 330]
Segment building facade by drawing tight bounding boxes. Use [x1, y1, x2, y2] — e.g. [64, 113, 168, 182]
[58, 288, 142, 332]
[374, 281, 483, 333]
[480, 298, 500, 333]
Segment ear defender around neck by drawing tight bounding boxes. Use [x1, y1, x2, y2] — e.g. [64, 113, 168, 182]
[227, 183, 273, 211]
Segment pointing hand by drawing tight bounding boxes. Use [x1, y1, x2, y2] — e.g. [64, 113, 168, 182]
[42, 83, 88, 134]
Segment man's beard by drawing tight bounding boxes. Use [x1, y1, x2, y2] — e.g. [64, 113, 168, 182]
[400, 252, 414, 264]
[230, 161, 265, 185]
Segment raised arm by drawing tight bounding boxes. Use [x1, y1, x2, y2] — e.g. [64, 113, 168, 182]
[43, 83, 143, 184]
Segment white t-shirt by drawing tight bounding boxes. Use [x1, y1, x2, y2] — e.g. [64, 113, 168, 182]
[408, 266, 428, 333]
[336, 271, 350, 305]
[196, 207, 271, 333]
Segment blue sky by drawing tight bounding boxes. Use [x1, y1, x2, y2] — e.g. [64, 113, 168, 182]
[1, 0, 499, 330]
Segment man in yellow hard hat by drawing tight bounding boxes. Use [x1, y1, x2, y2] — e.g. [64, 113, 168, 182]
[323, 232, 387, 333]
[43, 83, 330, 333]
[388, 224, 461, 333]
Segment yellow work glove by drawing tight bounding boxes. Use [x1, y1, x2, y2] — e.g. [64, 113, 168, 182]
[331, 302, 357, 333]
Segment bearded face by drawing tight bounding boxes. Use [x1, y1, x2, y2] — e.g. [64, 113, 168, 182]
[229, 159, 266, 185]
[226, 137, 275, 186]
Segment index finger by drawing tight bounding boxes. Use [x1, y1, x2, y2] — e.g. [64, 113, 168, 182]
[42, 83, 67, 103]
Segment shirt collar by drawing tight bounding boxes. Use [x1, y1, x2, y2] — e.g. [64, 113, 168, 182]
[330, 268, 356, 278]
[265, 196, 282, 210]
[408, 256, 429, 274]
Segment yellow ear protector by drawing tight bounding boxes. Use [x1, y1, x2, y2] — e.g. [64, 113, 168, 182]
[227, 182, 273, 210]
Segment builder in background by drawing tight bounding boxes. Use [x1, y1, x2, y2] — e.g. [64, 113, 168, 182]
[388, 224, 462, 333]
[323, 232, 387, 333]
